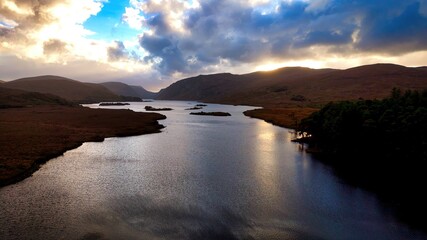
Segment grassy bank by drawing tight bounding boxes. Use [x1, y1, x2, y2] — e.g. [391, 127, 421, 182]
[243, 107, 318, 129]
[0, 106, 165, 187]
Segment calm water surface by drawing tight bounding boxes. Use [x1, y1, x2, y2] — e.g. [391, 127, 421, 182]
[1, 101, 426, 240]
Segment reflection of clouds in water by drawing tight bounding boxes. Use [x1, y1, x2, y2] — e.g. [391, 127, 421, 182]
[82, 195, 253, 240]
[81, 195, 328, 240]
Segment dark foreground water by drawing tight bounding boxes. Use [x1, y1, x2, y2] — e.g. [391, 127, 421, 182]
[1, 101, 426, 240]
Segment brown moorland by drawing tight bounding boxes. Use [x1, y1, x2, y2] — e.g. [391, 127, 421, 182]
[0, 88, 166, 187]
[0, 87, 73, 108]
[2, 75, 124, 103]
[243, 107, 318, 129]
[157, 64, 427, 128]
[157, 64, 427, 106]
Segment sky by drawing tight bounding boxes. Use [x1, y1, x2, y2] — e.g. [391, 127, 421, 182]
[1, 0, 427, 91]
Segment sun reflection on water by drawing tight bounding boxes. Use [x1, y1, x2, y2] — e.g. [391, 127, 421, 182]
[252, 120, 282, 208]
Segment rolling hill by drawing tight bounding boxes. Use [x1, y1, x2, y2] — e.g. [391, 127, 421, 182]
[157, 64, 427, 107]
[0, 87, 72, 108]
[2, 75, 123, 103]
[101, 82, 157, 99]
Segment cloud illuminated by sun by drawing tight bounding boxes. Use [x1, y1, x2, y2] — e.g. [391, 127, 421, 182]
[1, 0, 427, 90]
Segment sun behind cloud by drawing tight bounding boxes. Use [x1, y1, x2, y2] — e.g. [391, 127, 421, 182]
[1, 0, 427, 90]
[255, 60, 325, 71]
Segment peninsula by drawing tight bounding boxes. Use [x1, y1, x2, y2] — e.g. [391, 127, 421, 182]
[0, 87, 165, 187]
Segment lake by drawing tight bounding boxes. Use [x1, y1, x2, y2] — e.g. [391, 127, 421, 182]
[0, 101, 425, 240]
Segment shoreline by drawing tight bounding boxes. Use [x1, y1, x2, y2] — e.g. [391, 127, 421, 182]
[0, 106, 166, 188]
[243, 105, 427, 232]
[243, 107, 318, 129]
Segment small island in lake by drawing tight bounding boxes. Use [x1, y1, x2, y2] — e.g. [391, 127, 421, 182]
[190, 111, 231, 116]
[185, 106, 203, 110]
[99, 102, 130, 106]
[145, 106, 173, 111]
[185, 103, 207, 110]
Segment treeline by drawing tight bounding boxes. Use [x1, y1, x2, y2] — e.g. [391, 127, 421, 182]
[300, 88, 427, 164]
[298, 88, 427, 229]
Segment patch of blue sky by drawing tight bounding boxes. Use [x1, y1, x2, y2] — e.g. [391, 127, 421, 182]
[83, 0, 140, 41]
[0, 21, 12, 28]
[0, 18, 18, 29]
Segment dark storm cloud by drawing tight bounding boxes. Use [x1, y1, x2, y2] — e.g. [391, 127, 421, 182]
[107, 41, 128, 61]
[140, 34, 188, 73]
[296, 29, 354, 48]
[107, 41, 143, 62]
[356, 1, 427, 54]
[136, 0, 427, 75]
[145, 13, 171, 34]
[140, 35, 174, 56]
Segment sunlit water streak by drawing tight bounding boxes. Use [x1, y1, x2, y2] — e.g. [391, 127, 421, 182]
[0, 101, 425, 240]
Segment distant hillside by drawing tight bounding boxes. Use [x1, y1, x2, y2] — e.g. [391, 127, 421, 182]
[101, 82, 157, 99]
[157, 64, 427, 107]
[130, 85, 157, 99]
[0, 87, 72, 108]
[2, 75, 122, 104]
[157, 68, 339, 104]
[157, 73, 241, 100]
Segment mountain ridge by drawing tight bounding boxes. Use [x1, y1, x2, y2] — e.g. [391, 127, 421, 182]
[2, 63, 426, 107]
[2, 75, 122, 104]
[101, 82, 157, 99]
[157, 63, 427, 107]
